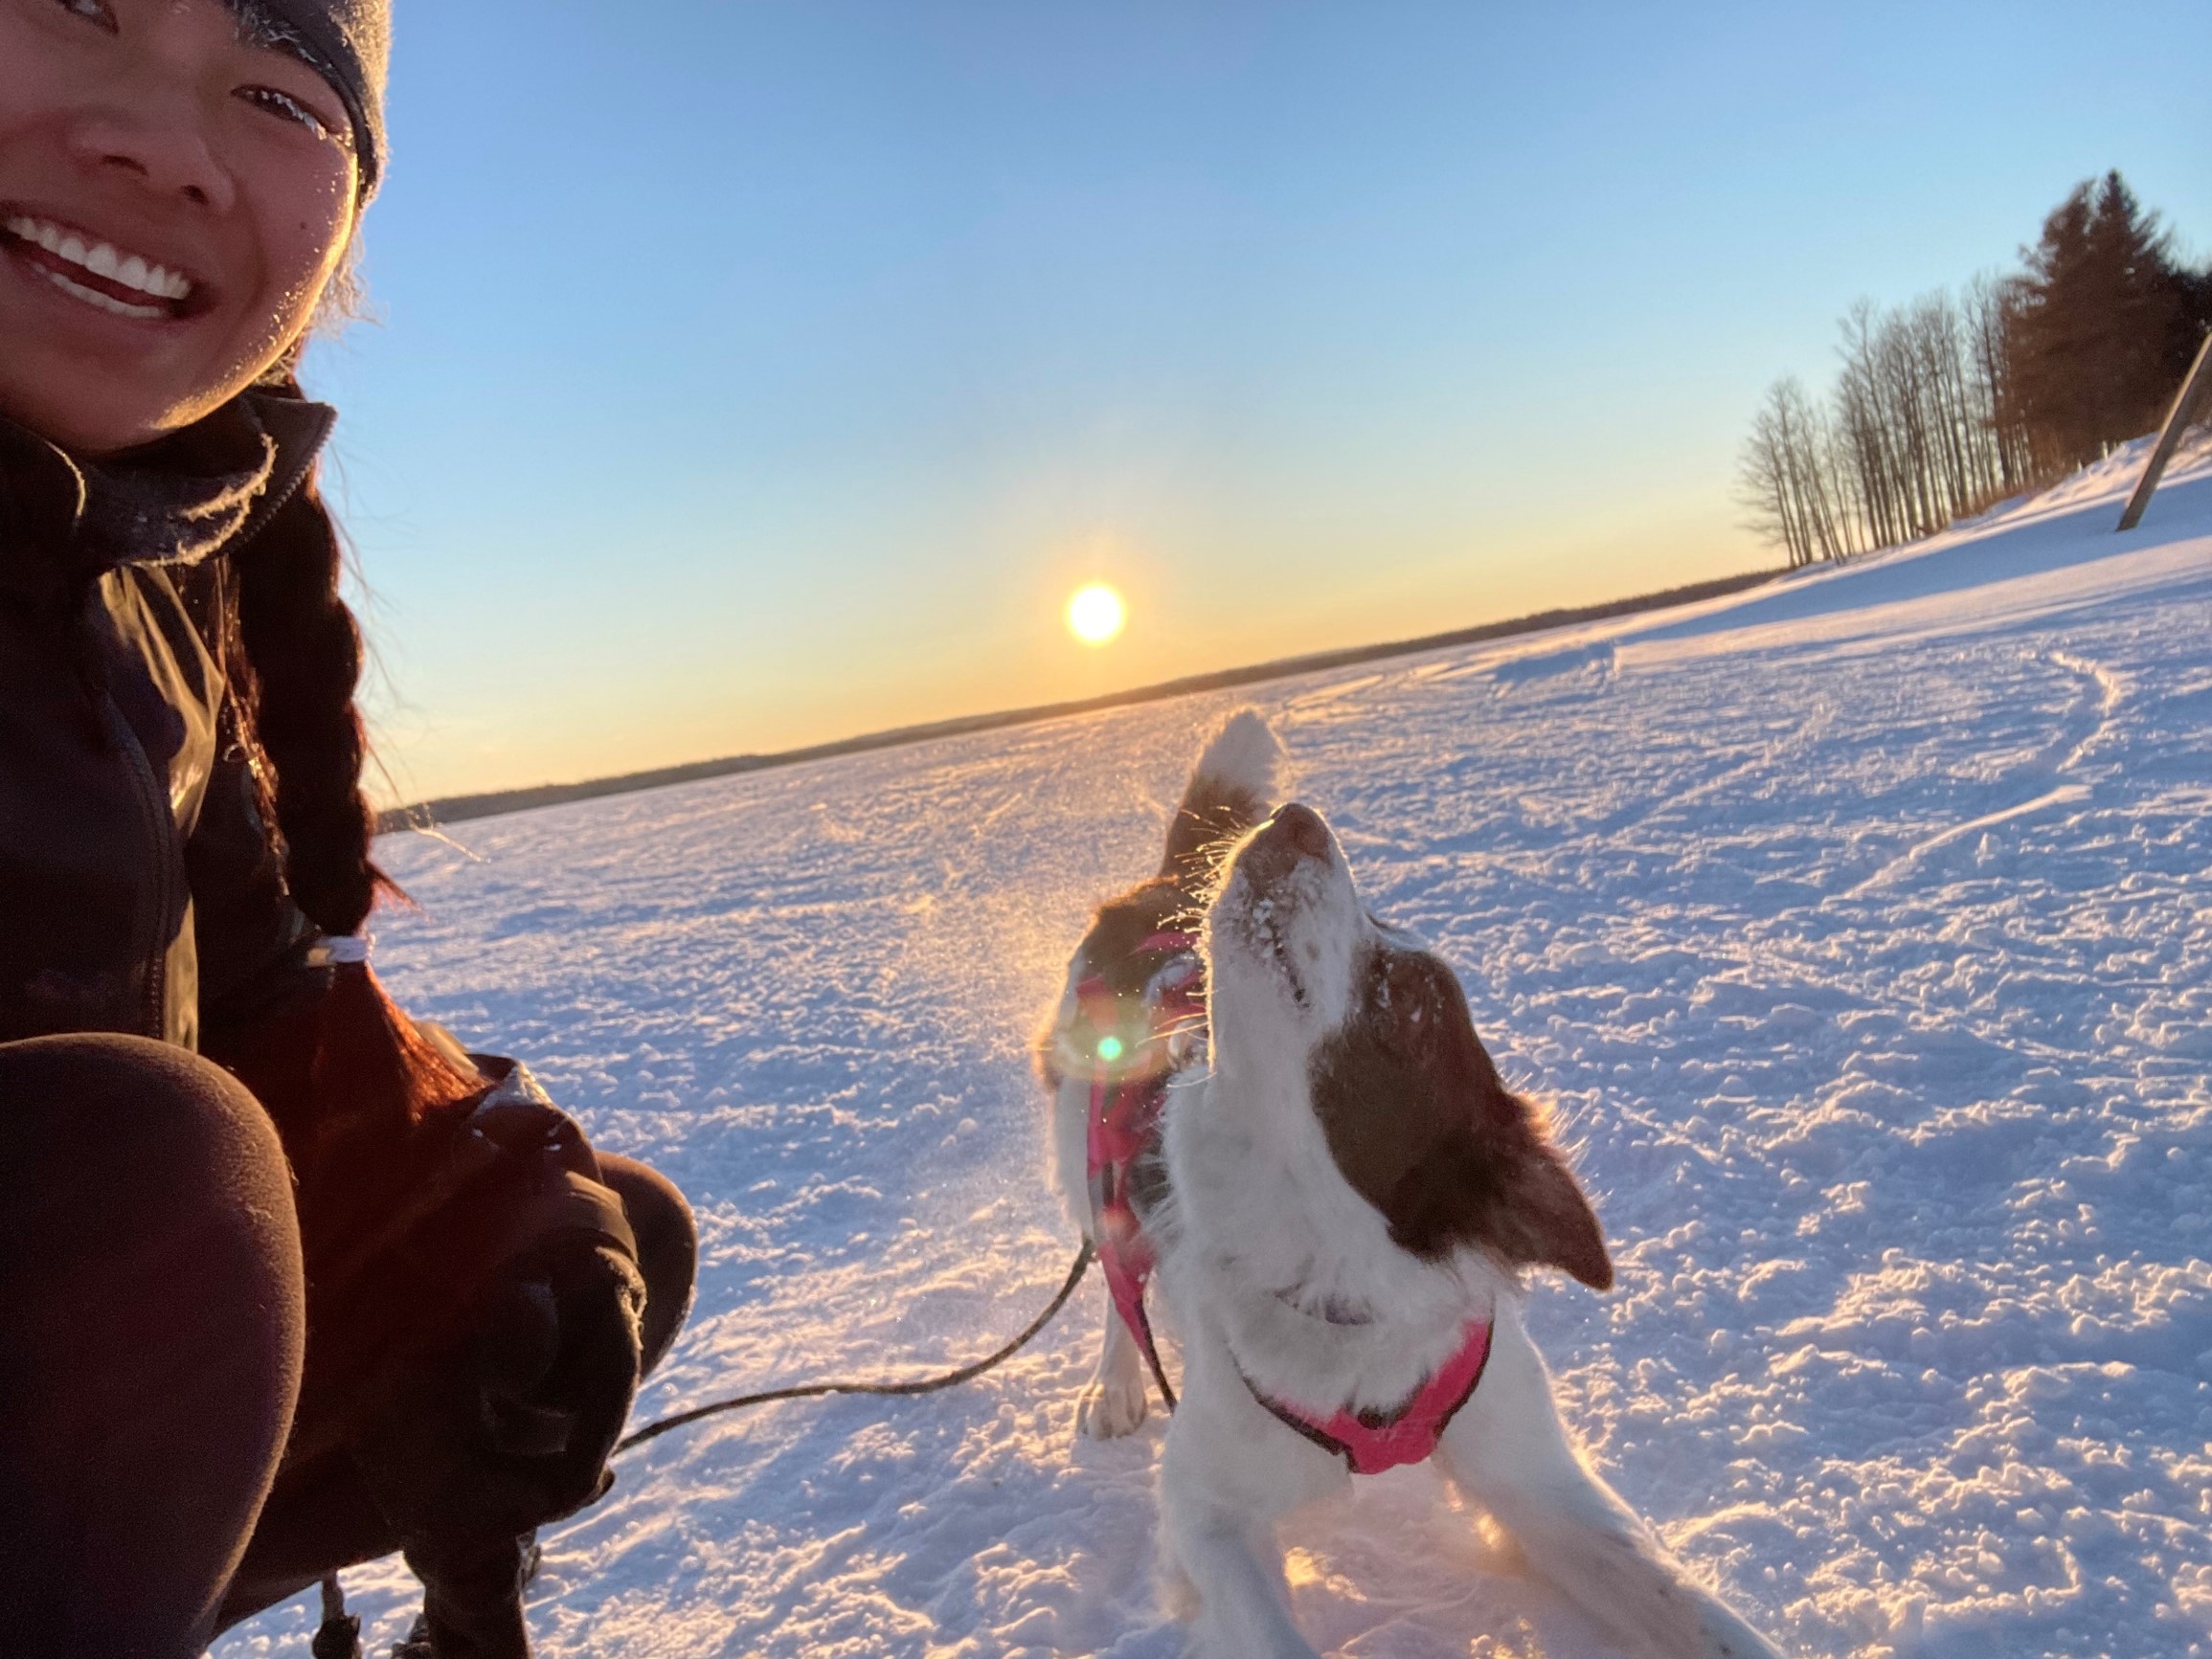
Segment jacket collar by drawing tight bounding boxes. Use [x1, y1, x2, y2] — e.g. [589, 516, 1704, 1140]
[0, 387, 336, 606]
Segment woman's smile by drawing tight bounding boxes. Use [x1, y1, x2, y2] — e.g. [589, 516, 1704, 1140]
[1, 208, 201, 321]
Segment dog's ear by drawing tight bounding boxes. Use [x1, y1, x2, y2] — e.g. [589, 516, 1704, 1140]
[1378, 1117, 1613, 1289]
[1314, 948, 1614, 1289]
[1486, 1135, 1613, 1289]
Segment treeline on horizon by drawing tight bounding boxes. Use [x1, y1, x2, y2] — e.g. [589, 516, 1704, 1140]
[1740, 170, 2212, 568]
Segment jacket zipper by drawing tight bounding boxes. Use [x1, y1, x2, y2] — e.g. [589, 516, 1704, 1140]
[101, 689, 184, 1041]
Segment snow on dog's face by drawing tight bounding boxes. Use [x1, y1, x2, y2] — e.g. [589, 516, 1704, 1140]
[1205, 802, 1365, 1038]
[1208, 803, 1613, 1289]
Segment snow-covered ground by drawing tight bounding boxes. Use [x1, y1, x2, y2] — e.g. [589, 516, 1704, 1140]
[218, 440, 2212, 1659]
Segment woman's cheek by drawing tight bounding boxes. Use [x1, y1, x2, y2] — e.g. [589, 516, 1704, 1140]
[245, 147, 355, 336]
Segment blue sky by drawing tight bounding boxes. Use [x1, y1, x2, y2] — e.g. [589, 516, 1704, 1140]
[315, 0, 2212, 802]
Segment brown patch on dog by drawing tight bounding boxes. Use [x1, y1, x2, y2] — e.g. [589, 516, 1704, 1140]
[1310, 946, 1613, 1289]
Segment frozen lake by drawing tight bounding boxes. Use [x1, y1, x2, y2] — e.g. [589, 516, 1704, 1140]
[219, 440, 2212, 1659]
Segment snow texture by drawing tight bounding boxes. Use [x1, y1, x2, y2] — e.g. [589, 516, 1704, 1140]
[218, 440, 2212, 1658]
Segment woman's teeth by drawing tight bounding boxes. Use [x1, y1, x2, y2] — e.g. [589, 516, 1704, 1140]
[3, 214, 195, 318]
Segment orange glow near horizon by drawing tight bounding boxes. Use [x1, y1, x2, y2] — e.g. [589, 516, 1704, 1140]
[1066, 583, 1127, 645]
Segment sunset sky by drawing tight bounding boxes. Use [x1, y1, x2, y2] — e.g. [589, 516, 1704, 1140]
[315, 0, 2212, 805]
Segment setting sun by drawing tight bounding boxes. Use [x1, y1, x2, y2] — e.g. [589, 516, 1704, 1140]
[1066, 583, 1127, 645]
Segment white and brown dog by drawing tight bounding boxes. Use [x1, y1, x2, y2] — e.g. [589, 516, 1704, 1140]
[1041, 713, 1783, 1659]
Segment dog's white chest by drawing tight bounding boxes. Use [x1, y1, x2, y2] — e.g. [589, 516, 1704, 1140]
[1158, 1074, 1493, 1419]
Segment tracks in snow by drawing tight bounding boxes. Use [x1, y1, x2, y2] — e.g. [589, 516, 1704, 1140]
[1840, 650, 2121, 899]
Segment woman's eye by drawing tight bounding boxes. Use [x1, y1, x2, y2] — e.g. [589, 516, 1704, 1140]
[237, 86, 345, 146]
[56, 0, 118, 28]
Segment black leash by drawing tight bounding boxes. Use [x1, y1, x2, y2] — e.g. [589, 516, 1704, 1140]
[614, 1243, 1095, 1453]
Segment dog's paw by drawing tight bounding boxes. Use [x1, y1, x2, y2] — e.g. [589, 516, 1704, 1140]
[1075, 1371, 1151, 1440]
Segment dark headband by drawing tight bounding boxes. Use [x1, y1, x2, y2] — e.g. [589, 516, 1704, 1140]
[230, 0, 391, 198]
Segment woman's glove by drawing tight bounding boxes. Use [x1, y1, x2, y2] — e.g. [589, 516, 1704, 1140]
[353, 1234, 645, 1656]
[355, 1230, 646, 1537]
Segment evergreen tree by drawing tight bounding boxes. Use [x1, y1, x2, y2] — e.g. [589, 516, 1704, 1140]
[2166, 260, 2212, 390]
[2009, 171, 2188, 465]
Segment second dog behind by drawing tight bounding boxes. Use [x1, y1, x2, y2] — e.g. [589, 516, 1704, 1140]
[1034, 710, 1282, 1440]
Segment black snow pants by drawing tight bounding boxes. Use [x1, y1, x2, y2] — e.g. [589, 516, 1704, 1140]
[0, 1034, 696, 1658]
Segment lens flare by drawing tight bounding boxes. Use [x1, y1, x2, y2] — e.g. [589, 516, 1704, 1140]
[1096, 1035, 1125, 1063]
[1066, 584, 1126, 645]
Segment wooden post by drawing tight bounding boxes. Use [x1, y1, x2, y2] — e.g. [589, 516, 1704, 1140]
[2118, 327, 2212, 532]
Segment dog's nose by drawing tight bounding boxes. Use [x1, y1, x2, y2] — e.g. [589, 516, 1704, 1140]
[1270, 803, 1331, 862]
[1240, 804, 1332, 887]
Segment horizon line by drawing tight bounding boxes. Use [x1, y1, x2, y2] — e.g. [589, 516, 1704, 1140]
[377, 565, 1782, 836]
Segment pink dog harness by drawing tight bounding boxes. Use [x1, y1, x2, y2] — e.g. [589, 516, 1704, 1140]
[1238, 1316, 1493, 1475]
[1082, 930, 1202, 1411]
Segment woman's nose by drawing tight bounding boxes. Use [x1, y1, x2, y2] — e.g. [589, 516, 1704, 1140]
[65, 92, 238, 216]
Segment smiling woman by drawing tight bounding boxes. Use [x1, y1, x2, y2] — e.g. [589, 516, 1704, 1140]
[0, 3, 693, 1657]
[0, 0, 363, 452]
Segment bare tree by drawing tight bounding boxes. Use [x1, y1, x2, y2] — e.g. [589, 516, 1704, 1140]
[1964, 272, 2042, 493]
[1737, 377, 1850, 568]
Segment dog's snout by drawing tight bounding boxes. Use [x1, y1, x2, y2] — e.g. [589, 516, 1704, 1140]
[1242, 802, 1331, 886]
[1271, 803, 1331, 861]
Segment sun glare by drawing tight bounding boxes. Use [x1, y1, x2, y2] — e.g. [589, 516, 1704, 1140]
[1067, 583, 1127, 645]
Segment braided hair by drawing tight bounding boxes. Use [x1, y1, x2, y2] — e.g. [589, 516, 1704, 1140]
[227, 460, 386, 936]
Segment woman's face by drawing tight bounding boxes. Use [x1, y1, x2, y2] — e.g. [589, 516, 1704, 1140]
[0, 0, 358, 456]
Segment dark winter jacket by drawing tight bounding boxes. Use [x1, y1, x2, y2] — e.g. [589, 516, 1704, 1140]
[0, 392, 649, 1634]
[0, 387, 331, 1051]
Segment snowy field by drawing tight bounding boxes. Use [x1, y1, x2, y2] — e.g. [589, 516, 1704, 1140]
[219, 440, 2212, 1659]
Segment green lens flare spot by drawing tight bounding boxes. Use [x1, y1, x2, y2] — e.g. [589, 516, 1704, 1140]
[1096, 1035, 1125, 1063]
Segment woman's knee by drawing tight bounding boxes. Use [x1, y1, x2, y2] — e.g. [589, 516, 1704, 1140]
[0, 1029, 305, 1428]
[0, 1033, 299, 1255]
[596, 1153, 696, 1375]
[0, 1034, 305, 1652]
